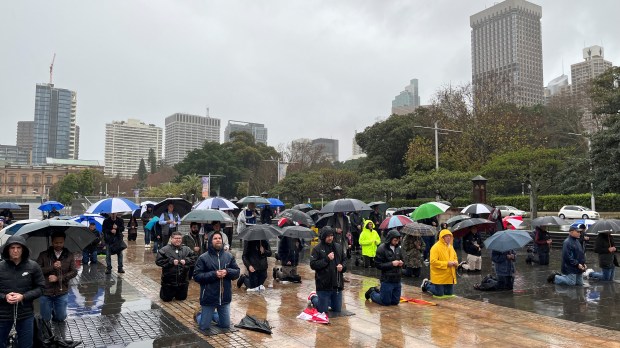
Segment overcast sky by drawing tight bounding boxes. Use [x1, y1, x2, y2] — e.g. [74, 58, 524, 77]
[1, 0, 618, 162]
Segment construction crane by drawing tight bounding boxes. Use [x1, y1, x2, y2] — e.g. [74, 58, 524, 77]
[49, 53, 56, 85]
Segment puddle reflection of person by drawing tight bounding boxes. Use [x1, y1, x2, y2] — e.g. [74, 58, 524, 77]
[101, 278, 125, 316]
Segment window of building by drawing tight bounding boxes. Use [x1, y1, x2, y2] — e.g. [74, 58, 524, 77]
[9, 176, 15, 184]
[21, 187, 26, 194]
[46, 176, 52, 184]
[21, 175, 27, 184]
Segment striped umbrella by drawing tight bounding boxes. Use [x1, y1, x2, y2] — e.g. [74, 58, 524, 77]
[86, 198, 140, 214]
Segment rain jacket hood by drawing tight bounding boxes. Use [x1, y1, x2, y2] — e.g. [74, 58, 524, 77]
[429, 229, 458, 285]
[385, 229, 401, 245]
[319, 226, 335, 242]
[2, 235, 30, 261]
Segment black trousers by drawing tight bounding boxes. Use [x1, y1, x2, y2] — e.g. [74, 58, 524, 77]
[160, 283, 189, 302]
[244, 269, 268, 289]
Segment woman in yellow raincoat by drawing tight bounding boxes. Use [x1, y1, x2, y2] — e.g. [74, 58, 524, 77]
[358, 220, 381, 268]
[421, 229, 458, 297]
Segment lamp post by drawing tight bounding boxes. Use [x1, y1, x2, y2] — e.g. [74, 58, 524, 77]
[567, 133, 595, 211]
[413, 121, 463, 171]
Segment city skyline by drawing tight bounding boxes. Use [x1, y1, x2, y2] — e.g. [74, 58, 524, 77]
[1, 1, 618, 163]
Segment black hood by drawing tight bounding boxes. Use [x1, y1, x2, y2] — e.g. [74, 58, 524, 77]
[1, 235, 30, 261]
[385, 229, 401, 245]
[319, 226, 335, 242]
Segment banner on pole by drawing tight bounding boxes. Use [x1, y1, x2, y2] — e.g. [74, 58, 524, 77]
[278, 163, 288, 182]
[202, 176, 210, 198]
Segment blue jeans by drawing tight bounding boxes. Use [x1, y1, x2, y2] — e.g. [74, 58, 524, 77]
[82, 249, 97, 265]
[106, 248, 124, 270]
[311, 290, 342, 313]
[200, 303, 230, 331]
[0, 316, 34, 348]
[554, 273, 584, 286]
[426, 283, 454, 296]
[39, 293, 69, 321]
[144, 228, 151, 245]
[590, 267, 615, 282]
[370, 282, 401, 306]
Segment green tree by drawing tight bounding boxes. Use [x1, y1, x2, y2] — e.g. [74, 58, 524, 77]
[590, 66, 620, 117]
[148, 148, 158, 174]
[137, 159, 148, 187]
[400, 170, 474, 202]
[405, 136, 435, 172]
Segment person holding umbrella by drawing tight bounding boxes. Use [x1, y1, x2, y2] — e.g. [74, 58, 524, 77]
[0, 208, 14, 225]
[273, 218, 303, 283]
[589, 232, 617, 282]
[36, 231, 78, 322]
[103, 212, 126, 274]
[527, 226, 552, 265]
[238, 238, 272, 292]
[48, 207, 61, 219]
[0, 235, 45, 347]
[491, 250, 516, 290]
[460, 226, 484, 272]
[159, 203, 182, 247]
[141, 204, 155, 249]
[401, 233, 425, 278]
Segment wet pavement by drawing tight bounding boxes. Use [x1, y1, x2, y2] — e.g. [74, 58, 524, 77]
[51, 233, 620, 347]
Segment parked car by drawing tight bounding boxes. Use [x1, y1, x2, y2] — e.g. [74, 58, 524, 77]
[385, 208, 397, 217]
[496, 205, 528, 217]
[558, 205, 600, 219]
[0, 219, 40, 245]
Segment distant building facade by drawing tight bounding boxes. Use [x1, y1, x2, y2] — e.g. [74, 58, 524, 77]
[312, 138, 339, 162]
[165, 113, 220, 166]
[543, 74, 570, 104]
[105, 119, 163, 178]
[32, 83, 78, 164]
[571, 45, 613, 133]
[0, 160, 103, 197]
[224, 121, 268, 145]
[0, 145, 31, 165]
[16, 121, 34, 152]
[470, 0, 544, 107]
[352, 131, 364, 156]
[392, 79, 421, 115]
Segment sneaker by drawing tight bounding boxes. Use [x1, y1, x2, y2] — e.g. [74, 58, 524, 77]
[237, 274, 246, 289]
[117, 269, 125, 273]
[421, 278, 429, 293]
[105, 268, 112, 275]
[547, 272, 558, 283]
[247, 287, 260, 292]
[424, 260, 430, 266]
[365, 287, 377, 301]
[457, 261, 467, 273]
[259, 285, 266, 291]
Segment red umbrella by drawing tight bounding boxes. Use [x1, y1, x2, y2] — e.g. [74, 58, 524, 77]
[379, 215, 413, 230]
[502, 216, 523, 229]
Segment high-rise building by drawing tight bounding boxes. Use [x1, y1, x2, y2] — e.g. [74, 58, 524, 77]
[470, 0, 544, 107]
[70, 125, 80, 160]
[164, 113, 220, 166]
[0, 145, 31, 165]
[32, 83, 78, 164]
[544, 74, 570, 104]
[105, 119, 163, 178]
[312, 138, 339, 162]
[224, 121, 268, 145]
[16, 121, 34, 152]
[392, 79, 421, 115]
[352, 132, 364, 156]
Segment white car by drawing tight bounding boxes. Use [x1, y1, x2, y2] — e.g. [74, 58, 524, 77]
[385, 208, 397, 217]
[496, 205, 528, 217]
[558, 205, 600, 219]
[0, 219, 40, 245]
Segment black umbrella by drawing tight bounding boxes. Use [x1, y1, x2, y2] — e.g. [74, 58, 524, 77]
[531, 216, 569, 227]
[393, 207, 417, 216]
[291, 203, 313, 212]
[281, 226, 316, 240]
[153, 198, 192, 217]
[234, 315, 272, 335]
[0, 202, 21, 210]
[315, 213, 334, 228]
[277, 209, 314, 227]
[237, 196, 271, 205]
[238, 224, 281, 241]
[587, 219, 620, 234]
[319, 199, 371, 214]
[11, 220, 97, 260]
[450, 218, 495, 238]
[446, 215, 471, 227]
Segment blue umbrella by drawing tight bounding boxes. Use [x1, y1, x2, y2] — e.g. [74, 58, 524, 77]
[73, 214, 105, 232]
[38, 201, 65, 212]
[570, 219, 596, 229]
[86, 197, 140, 214]
[145, 216, 160, 231]
[259, 198, 285, 208]
[483, 230, 532, 252]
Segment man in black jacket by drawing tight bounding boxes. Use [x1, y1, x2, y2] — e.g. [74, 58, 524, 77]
[461, 226, 483, 272]
[589, 232, 617, 281]
[238, 239, 272, 291]
[156, 231, 196, 301]
[0, 235, 45, 347]
[309, 227, 346, 313]
[102, 212, 126, 274]
[365, 229, 403, 306]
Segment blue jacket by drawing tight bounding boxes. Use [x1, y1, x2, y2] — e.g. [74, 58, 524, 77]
[193, 232, 240, 307]
[491, 250, 515, 277]
[561, 236, 585, 275]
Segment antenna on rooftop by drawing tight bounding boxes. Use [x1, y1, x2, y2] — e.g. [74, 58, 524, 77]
[49, 53, 56, 85]
[206, 106, 210, 117]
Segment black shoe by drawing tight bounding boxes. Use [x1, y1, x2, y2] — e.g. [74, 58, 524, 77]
[547, 272, 558, 283]
[365, 287, 377, 301]
[237, 274, 246, 289]
[105, 269, 112, 275]
[117, 269, 125, 273]
[273, 267, 278, 280]
[421, 278, 429, 293]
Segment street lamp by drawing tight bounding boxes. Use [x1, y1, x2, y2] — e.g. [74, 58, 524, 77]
[413, 121, 463, 171]
[567, 132, 595, 211]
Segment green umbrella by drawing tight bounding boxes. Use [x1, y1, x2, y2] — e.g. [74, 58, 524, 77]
[181, 209, 234, 224]
[411, 202, 450, 221]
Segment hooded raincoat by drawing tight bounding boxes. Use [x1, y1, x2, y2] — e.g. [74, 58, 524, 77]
[359, 220, 381, 258]
[310, 227, 346, 291]
[193, 232, 240, 307]
[0, 235, 45, 321]
[429, 229, 458, 285]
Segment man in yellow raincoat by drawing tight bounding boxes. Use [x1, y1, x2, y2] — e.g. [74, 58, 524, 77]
[358, 220, 381, 268]
[421, 229, 458, 297]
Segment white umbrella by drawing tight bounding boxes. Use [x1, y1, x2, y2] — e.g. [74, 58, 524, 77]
[86, 198, 140, 214]
[461, 203, 493, 215]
